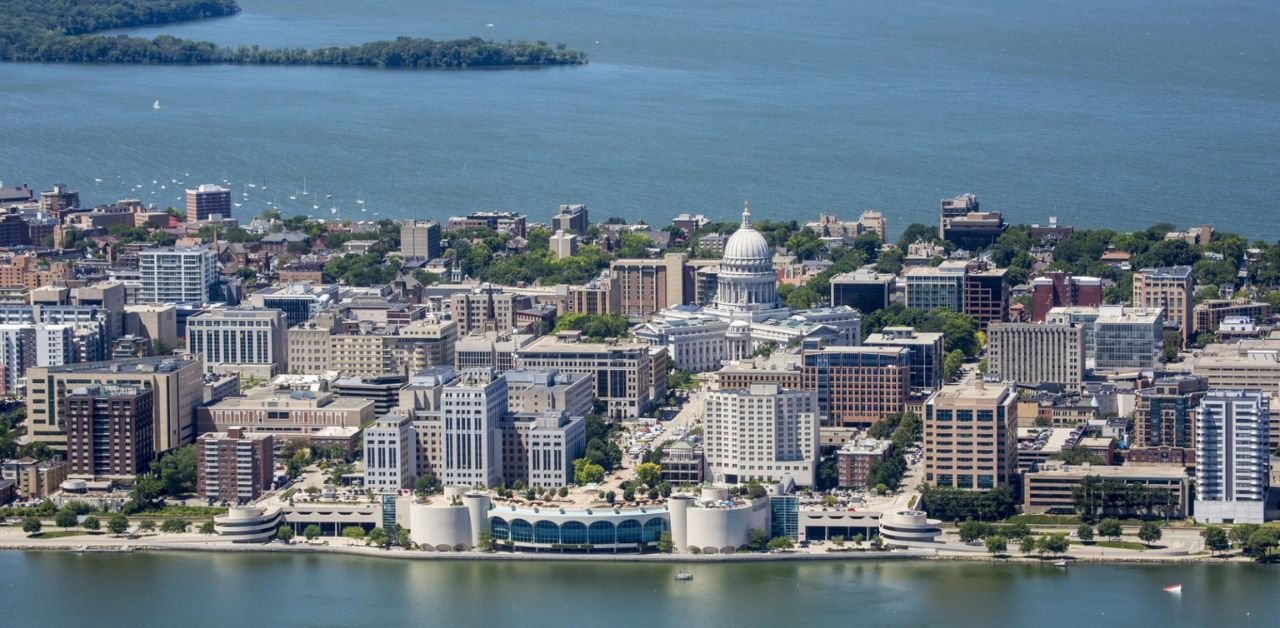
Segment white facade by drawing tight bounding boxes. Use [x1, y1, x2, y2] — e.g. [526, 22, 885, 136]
[1195, 390, 1270, 524]
[363, 414, 417, 492]
[441, 368, 507, 488]
[708, 203, 787, 321]
[186, 307, 286, 376]
[635, 315, 730, 373]
[987, 322, 1084, 388]
[33, 324, 74, 368]
[138, 247, 215, 304]
[704, 383, 818, 486]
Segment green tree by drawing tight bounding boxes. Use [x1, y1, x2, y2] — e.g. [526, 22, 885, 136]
[366, 527, 389, 547]
[767, 536, 794, 551]
[477, 529, 494, 551]
[199, 521, 216, 535]
[1076, 523, 1094, 543]
[126, 474, 166, 513]
[414, 473, 440, 496]
[635, 462, 662, 488]
[342, 526, 366, 541]
[621, 486, 634, 503]
[395, 527, 413, 549]
[139, 520, 156, 533]
[573, 458, 605, 485]
[942, 349, 965, 381]
[1137, 521, 1162, 546]
[160, 519, 190, 533]
[54, 508, 77, 530]
[1096, 518, 1123, 540]
[958, 519, 989, 544]
[1001, 522, 1031, 540]
[657, 531, 674, 553]
[606, 490, 617, 505]
[1202, 525, 1229, 556]
[1038, 534, 1069, 557]
[154, 444, 197, 496]
[277, 525, 294, 543]
[985, 535, 1007, 556]
[82, 515, 100, 531]
[304, 524, 322, 541]
[107, 513, 130, 535]
[22, 517, 41, 534]
[747, 528, 769, 551]
[897, 223, 938, 249]
[1019, 535, 1037, 556]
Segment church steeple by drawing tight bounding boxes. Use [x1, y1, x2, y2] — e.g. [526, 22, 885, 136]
[741, 200, 751, 228]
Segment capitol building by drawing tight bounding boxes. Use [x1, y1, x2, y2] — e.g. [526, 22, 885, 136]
[637, 203, 861, 372]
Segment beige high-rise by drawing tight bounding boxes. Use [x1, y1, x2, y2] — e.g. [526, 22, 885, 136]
[924, 379, 1018, 491]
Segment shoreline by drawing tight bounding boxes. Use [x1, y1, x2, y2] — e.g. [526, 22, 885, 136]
[0, 541, 1247, 565]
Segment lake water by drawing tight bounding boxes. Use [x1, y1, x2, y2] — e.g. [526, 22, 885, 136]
[1, 0, 1278, 238]
[2, 551, 1279, 627]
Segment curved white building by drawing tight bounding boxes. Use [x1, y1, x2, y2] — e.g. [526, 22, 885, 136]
[877, 509, 943, 546]
[214, 505, 283, 543]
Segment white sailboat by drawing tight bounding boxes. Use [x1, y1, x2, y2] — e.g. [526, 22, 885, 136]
[152, 100, 161, 110]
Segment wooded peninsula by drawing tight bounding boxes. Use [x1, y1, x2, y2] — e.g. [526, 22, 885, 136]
[0, 0, 587, 69]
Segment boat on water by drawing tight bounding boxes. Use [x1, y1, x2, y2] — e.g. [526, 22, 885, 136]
[1053, 560, 1068, 567]
[152, 100, 160, 110]
[674, 572, 693, 581]
[1164, 584, 1182, 594]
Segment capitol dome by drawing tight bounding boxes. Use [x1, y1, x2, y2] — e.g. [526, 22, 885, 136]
[724, 213, 771, 262]
[711, 202, 781, 316]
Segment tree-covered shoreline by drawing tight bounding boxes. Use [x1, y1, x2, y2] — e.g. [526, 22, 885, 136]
[0, 0, 587, 69]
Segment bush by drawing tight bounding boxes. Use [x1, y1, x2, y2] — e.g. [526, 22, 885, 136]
[82, 516, 100, 531]
[22, 517, 41, 534]
[107, 514, 130, 535]
[160, 519, 190, 533]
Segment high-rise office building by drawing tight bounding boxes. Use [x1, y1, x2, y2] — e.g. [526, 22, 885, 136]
[185, 184, 232, 222]
[864, 326, 944, 392]
[904, 262, 967, 312]
[400, 220, 442, 261]
[704, 383, 819, 486]
[363, 414, 417, 492]
[138, 247, 215, 305]
[1195, 390, 1270, 523]
[986, 322, 1085, 388]
[610, 253, 691, 319]
[924, 379, 1018, 491]
[64, 385, 154, 479]
[440, 368, 507, 488]
[551, 204, 589, 235]
[802, 346, 910, 427]
[829, 269, 896, 315]
[962, 265, 1009, 330]
[186, 307, 286, 378]
[1133, 266, 1193, 345]
[247, 282, 339, 329]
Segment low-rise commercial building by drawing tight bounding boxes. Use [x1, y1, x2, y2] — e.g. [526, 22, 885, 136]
[198, 388, 375, 439]
[1023, 461, 1189, 517]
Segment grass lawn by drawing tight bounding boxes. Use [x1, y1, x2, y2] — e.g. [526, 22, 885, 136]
[1072, 540, 1147, 551]
[1004, 514, 1081, 525]
[28, 530, 103, 539]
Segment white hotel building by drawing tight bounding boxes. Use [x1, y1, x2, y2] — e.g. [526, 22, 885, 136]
[1195, 390, 1270, 524]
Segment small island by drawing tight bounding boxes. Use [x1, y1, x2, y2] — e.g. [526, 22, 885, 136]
[0, 0, 587, 69]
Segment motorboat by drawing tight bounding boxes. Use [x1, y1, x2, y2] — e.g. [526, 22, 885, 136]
[674, 572, 693, 581]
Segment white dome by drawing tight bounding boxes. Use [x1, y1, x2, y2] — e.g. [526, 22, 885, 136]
[724, 226, 771, 262]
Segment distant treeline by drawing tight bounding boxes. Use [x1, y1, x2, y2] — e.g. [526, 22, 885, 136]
[0, 0, 587, 69]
